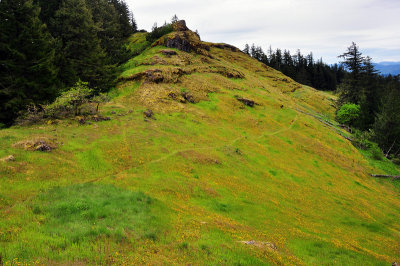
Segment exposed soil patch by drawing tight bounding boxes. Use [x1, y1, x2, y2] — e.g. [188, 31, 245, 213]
[13, 137, 57, 152]
[161, 50, 177, 57]
[141, 56, 168, 66]
[145, 69, 164, 83]
[209, 66, 245, 79]
[179, 150, 221, 165]
[239, 240, 277, 251]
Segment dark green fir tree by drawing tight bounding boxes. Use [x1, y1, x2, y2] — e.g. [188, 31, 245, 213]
[52, 0, 114, 91]
[0, 0, 58, 126]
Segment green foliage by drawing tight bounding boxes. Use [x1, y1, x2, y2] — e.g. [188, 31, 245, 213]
[336, 43, 380, 130]
[0, 0, 58, 126]
[338, 42, 364, 105]
[126, 32, 151, 56]
[0, 0, 138, 125]
[373, 88, 400, 157]
[109, 0, 136, 37]
[52, 0, 114, 91]
[392, 158, 400, 165]
[336, 103, 360, 126]
[353, 129, 373, 150]
[46, 81, 93, 117]
[85, 0, 135, 64]
[91, 93, 110, 112]
[146, 23, 173, 43]
[370, 143, 384, 160]
[245, 44, 343, 91]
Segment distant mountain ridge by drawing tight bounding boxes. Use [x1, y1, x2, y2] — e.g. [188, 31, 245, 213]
[373, 61, 400, 75]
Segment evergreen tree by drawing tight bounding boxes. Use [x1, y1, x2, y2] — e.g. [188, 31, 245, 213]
[357, 56, 379, 129]
[85, 0, 129, 64]
[338, 42, 365, 104]
[52, 0, 113, 91]
[130, 13, 137, 32]
[245, 45, 339, 91]
[0, 0, 58, 126]
[243, 44, 250, 55]
[171, 14, 179, 23]
[373, 87, 400, 156]
[110, 0, 136, 37]
[281, 50, 295, 77]
[34, 0, 62, 30]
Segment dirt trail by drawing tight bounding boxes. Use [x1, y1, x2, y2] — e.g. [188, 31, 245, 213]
[147, 113, 299, 166]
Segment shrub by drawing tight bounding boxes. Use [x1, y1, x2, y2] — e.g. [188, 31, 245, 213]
[370, 143, 384, 160]
[336, 103, 360, 126]
[146, 23, 173, 43]
[46, 81, 93, 118]
[353, 130, 373, 150]
[392, 157, 400, 165]
[15, 104, 45, 126]
[91, 93, 111, 113]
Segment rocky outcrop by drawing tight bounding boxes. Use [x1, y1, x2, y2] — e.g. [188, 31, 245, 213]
[236, 96, 256, 107]
[161, 50, 177, 57]
[172, 20, 189, 31]
[166, 33, 192, 52]
[145, 69, 164, 83]
[151, 20, 210, 55]
[13, 137, 57, 152]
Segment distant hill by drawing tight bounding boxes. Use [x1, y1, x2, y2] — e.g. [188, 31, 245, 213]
[374, 61, 400, 75]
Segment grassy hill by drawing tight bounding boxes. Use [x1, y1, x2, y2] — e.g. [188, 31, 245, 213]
[1, 22, 400, 265]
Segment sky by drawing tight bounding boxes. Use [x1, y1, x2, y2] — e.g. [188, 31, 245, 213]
[126, 0, 400, 64]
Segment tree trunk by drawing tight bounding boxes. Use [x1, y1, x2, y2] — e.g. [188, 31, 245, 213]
[385, 139, 396, 158]
[370, 174, 400, 180]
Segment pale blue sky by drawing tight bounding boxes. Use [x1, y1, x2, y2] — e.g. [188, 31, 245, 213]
[127, 0, 400, 64]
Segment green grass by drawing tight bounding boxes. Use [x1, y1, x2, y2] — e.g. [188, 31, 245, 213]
[359, 147, 400, 191]
[289, 239, 386, 265]
[126, 32, 150, 55]
[1, 183, 166, 263]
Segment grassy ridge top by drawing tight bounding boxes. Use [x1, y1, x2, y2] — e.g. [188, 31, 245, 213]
[1, 26, 400, 264]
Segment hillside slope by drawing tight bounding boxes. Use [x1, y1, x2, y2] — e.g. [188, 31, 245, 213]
[1, 22, 400, 265]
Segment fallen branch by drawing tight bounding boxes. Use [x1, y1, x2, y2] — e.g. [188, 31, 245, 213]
[295, 108, 353, 142]
[370, 174, 400, 180]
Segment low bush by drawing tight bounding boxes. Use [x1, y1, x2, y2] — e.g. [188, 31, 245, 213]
[46, 81, 93, 118]
[15, 81, 112, 125]
[370, 143, 384, 160]
[146, 23, 173, 43]
[353, 130, 373, 150]
[336, 103, 360, 126]
[14, 104, 45, 126]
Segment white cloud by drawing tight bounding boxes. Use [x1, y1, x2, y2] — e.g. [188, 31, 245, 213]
[127, 0, 400, 63]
